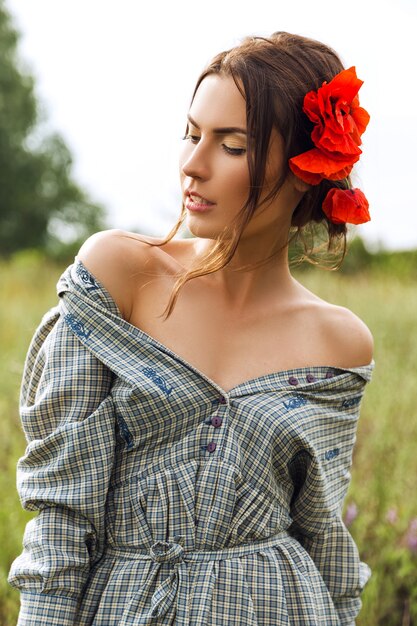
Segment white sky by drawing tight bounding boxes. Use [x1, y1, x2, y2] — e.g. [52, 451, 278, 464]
[6, 0, 417, 250]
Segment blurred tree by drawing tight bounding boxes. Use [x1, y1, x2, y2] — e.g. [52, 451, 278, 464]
[0, 1, 106, 257]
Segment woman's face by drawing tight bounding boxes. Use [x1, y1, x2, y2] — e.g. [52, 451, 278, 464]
[179, 73, 303, 241]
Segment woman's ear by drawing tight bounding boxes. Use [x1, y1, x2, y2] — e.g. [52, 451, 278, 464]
[288, 171, 311, 193]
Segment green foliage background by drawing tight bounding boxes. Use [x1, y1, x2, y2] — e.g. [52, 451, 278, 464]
[1, 249, 417, 626]
[0, 1, 106, 257]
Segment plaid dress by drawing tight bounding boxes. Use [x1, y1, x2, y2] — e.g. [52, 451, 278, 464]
[9, 259, 374, 626]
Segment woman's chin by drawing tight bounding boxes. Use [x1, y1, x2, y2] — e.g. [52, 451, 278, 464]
[186, 216, 218, 240]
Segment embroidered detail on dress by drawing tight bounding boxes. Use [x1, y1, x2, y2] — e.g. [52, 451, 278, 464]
[283, 395, 307, 411]
[141, 366, 173, 396]
[76, 263, 99, 290]
[341, 396, 361, 409]
[325, 448, 340, 461]
[64, 313, 92, 340]
[116, 414, 134, 450]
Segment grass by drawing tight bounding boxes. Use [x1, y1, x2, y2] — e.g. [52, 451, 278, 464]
[1, 254, 416, 625]
[296, 269, 417, 625]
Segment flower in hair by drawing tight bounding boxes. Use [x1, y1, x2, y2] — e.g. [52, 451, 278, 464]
[289, 67, 370, 185]
[322, 188, 370, 225]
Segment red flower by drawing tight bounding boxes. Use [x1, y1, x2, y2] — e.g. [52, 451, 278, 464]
[322, 188, 370, 225]
[289, 67, 370, 185]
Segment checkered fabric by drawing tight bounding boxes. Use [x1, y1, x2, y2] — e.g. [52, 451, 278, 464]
[9, 258, 373, 625]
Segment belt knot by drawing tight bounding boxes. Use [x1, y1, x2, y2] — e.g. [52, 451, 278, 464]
[149, 539, 185, 564]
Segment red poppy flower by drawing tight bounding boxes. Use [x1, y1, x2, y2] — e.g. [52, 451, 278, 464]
[289, 67, 370, 185]
[289, 149, 359, 185]
[322, 188, 370, 225]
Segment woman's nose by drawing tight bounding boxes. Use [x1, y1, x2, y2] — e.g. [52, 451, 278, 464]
[181, 142, 211, 181]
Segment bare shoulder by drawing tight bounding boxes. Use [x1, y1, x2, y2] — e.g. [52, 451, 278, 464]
[291, 278, 373, 368]
[315, 300, 374, 368]
[77, 229, 164, 318]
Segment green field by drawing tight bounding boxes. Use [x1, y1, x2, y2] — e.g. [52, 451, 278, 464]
[1, 255, 416, 626]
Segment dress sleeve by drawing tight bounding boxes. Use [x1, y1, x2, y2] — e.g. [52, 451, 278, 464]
[8, 302, 116, 626]
[288, 383, 371, 626]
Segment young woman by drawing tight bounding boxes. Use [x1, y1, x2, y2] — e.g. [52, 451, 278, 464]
[9, 31, 373, 625]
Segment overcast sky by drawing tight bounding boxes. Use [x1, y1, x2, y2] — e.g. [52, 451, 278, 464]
[6, 0, 417, 250]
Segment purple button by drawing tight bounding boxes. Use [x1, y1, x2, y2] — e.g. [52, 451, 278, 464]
[288, 376, 299, 386]
[211, 416, 223, 428]
[306, 374, 316, 383]
[325, 371, 335, 379]
[207, 441, 217, 453]
[219, 396, 227, 404]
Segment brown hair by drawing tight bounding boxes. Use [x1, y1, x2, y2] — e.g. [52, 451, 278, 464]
[145, 31, 352, 319]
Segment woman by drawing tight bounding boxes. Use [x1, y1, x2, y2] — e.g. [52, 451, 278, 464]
[9, 32, 373, 625]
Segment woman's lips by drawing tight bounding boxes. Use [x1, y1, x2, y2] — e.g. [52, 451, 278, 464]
[185, 192, 215, 212]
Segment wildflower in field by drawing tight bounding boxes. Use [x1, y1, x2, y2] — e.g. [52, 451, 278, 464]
[344, 502, 358, 527]
[404, 518, 417, 554]
[385, 507, 398, 525]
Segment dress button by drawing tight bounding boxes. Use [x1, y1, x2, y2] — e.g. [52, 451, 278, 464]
[288, 376, 299, 386]
[207, 441, 217, 453]
[219, 395, 227, 404]
[306, 374, 316, 383]
[211, 416, 223, 428]
[325, 370, 335, 379]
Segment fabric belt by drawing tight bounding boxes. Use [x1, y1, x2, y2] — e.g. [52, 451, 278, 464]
[106, 531, 290, 625]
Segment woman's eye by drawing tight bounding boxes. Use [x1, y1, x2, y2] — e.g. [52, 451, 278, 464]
[222, 145, 246, 156]
[182, 134, 200, 144]
[181, 134, 246, 156]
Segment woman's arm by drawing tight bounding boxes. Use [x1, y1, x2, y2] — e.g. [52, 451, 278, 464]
[8, 303, 116, 625]
[289, 309, 373, 626]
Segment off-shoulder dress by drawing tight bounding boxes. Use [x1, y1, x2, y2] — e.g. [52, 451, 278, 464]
[9, 259, 374, 626]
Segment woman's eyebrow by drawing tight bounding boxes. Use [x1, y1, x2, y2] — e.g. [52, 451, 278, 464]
[187, 114, 247, 136]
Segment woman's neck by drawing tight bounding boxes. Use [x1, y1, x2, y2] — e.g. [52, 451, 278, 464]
[192, 236, 295, 311]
